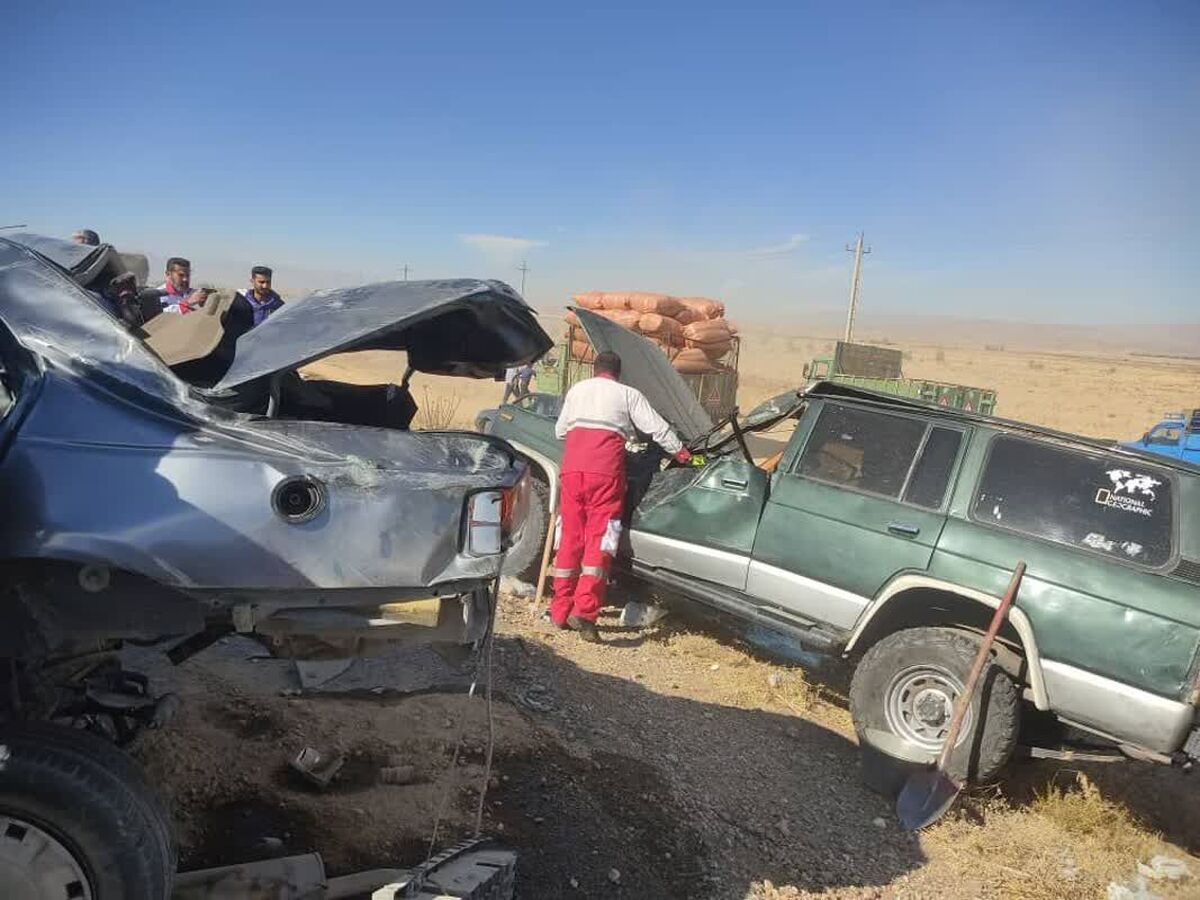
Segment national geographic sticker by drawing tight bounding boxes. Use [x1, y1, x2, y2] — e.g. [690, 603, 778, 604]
[1096, 469, 1162, 518]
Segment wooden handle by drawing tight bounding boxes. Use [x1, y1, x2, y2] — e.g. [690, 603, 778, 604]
[937, 561, 1027, 770]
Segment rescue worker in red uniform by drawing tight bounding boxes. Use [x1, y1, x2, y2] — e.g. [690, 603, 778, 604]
[551, 351, 692, 640]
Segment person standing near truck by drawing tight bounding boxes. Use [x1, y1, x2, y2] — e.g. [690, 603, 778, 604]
[550, 351, 691, 641]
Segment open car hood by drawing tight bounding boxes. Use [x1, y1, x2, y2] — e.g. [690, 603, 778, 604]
[572, 306, 713, 444]
[211, 279, 552, 394]
[741, 389, 805, 431]
[699, 388, 806, 455]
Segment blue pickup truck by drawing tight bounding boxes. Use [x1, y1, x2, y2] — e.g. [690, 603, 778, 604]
[1124, 411, 1200, 464]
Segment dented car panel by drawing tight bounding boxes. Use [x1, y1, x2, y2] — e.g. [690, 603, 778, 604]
[0, 235, 551, 651]
[0, 374, 524, 590]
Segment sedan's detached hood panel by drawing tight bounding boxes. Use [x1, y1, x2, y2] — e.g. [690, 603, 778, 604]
[212, 279, 552, 393]
[572, 307, 713, 444]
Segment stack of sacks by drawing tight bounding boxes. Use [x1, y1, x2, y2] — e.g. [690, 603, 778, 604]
[566, 293, 737, 374]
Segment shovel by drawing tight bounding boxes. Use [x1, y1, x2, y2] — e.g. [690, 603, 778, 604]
[896, 561, 1027, 831]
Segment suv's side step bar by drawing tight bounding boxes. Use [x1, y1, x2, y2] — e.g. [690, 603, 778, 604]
[629, 563, 844, 651]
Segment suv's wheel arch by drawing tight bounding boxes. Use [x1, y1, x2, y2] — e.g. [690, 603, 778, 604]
[845, 575, 1049, 710]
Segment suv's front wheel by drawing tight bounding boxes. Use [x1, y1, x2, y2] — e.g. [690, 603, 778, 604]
[850, 627, 1020, 794]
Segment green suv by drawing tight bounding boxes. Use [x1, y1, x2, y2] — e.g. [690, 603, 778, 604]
[482, 309, 1200, 786]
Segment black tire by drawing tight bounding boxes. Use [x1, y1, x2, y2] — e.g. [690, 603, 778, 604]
[501, 476, 549, 584]
[0, 721, 175, 899]
[849, 627, 1020, 793]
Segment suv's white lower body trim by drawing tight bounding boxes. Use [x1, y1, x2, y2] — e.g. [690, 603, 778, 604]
[744, 560, 869, 631]
[628, 530, 749, 590]
[1041, 659, 1194, 753]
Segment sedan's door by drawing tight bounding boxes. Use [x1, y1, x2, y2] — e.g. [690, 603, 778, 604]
[748, 401, 967, 630]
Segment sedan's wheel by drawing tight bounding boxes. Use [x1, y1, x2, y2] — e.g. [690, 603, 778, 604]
[850, 627, 1020, 795]
[0, 722, 175, 899]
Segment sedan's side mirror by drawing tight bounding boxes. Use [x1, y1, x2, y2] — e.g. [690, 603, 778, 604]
[1142, 432, 1150, 446]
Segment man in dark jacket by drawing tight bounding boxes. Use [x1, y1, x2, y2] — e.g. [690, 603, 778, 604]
[227, 265, 285, 337]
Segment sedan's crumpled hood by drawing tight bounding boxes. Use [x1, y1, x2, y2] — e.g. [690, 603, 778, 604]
[572, 307, 713, 444]
[212, 279, 552, 393]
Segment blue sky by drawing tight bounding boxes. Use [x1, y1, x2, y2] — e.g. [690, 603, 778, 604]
[3, 2, 1197, 323]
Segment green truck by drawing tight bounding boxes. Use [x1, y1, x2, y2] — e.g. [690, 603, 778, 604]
[805, 341, 998, 415]
[482, 308, 1199, 790]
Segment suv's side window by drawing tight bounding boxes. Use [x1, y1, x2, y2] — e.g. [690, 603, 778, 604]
[796, 404, 926, 498]
[903, 427, 963, 509]
[973, 436, 1173, 567]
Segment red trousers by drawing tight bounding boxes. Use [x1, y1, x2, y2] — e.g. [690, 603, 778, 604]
[551, 471, 625, 624]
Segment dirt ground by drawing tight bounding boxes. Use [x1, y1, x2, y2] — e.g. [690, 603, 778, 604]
[133, 592, 1200, 899]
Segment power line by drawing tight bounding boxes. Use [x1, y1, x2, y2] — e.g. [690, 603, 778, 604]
[843, 232, 871, 343]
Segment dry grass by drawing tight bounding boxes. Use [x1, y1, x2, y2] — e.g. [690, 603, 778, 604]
[727, 669, 816, 715]
[747, 773, 1197, 898]
[1030, 772, 1155, 853]
[414, 385, 461, 430]
[908, 773, 1194, 900]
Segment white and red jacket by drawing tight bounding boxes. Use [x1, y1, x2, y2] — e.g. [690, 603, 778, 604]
[555, 373, 684, 476]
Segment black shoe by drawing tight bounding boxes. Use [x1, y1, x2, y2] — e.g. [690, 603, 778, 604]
[567, 615, 601, 643]
[540, 611, 570, 630]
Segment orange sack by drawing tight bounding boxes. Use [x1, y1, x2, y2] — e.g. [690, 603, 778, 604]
[600, 309, 642, 329]
[599, 294, 631, 310]
[672, 347, 717, 374]
[564, 310, 580, 327]
[698, 341, 733, 360]
[673, 306, 704, 325]
[683, 318, 733, 346]
[678, 296, 726, 319]
[573, 292, 606, 310]
[638, 313, 684, 346]
[626, 293, 683, 316]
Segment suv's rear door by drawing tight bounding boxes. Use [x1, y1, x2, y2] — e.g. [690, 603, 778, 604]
[748, 400, 966, 629]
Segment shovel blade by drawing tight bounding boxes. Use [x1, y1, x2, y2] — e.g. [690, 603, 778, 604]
[896, 768, 961, 831]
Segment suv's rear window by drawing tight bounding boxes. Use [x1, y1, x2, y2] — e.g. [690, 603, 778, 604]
[973, 436, 1173, 567]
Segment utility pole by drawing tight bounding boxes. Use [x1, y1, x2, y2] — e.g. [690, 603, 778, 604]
[844, 232, 871, 344]
[401, 264, 410, 281]
[518, 260, 529, 296]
